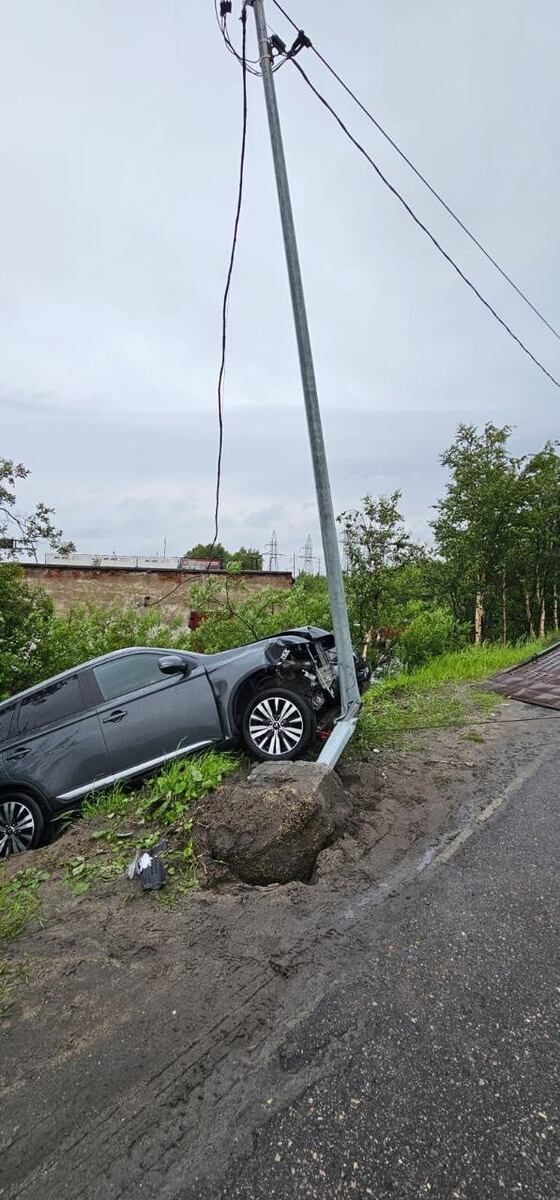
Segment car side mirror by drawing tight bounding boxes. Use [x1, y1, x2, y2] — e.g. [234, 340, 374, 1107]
[158, 654, 189, 676]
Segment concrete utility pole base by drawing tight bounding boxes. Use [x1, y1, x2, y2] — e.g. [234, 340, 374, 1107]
[193, 760, 352, 887]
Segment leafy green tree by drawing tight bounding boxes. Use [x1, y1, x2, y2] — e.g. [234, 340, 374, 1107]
[43, 603, 189, 678]
[0, 458, 74, 562]
[184, 543, 227, 566]
[338, 492, 422, 656]
[0, 462, 75, 696]
[397, 603, 460, 669]
[227, 547, 263, 571]
[432, 424, 521, 644]
[0, 564, 54, 698]
[517, 442, 560, 637]
[188, 572, 330, 653]
[184, 543, 263, 571]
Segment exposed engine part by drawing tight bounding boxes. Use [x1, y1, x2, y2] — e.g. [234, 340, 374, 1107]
[275, 639, 336, 700]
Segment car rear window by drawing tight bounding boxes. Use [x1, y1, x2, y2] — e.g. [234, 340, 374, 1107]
[17, 675, 88, 736]
[0, 705, 15, 744]
[93, 654, 169, 702]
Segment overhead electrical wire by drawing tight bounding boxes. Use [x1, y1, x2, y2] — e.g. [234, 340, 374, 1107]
[357, 711, 560, 735]
[289, 58, 560, 389]
[218, 4, 560, 388]
[144, 3, 249, 609]
[214, 0, 288, 75]
[270, 0, 560, 344]
[215, 0, 262, 75]
[212, 1, 249, 556]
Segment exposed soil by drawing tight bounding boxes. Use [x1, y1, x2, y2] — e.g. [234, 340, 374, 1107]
[0, 696, 557, 1200]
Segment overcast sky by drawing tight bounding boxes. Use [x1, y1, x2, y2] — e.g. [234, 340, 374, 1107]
[1, 0, 558, 568]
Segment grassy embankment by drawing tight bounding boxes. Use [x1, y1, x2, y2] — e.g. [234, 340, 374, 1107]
[1, 637, 555, 965]
[0, 751, 239, 966]
[356, 639, 552, 750]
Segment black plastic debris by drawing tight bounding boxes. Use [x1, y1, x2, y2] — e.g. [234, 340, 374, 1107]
[138, 853, 166, 891]
[126, 849, 167, 891]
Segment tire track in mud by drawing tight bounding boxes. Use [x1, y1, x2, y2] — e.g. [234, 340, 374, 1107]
[3, 708, 556, 1200]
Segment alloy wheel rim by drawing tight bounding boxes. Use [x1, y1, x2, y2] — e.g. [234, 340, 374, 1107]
[249, 696, 304, 756]
[0, 801, 36, 857]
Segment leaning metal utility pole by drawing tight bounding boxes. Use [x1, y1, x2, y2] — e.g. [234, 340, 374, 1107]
[249, 0, 361, 762]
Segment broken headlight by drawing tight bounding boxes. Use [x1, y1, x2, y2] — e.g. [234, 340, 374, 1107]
[265, 640, 291, 667]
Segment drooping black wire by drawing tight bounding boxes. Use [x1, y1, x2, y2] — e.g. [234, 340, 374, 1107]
[290, 59, 560, 390]
[212, 3, 249, 555]
[214, 1, 289, 76]
[270, 0, 560, 343]
[144, 5, 249, 609]
[361, 711, 560, 735]
[214, 0, 262, 74]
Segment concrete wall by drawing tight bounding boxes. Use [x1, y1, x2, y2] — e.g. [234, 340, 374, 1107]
[22, 564, 293, 626]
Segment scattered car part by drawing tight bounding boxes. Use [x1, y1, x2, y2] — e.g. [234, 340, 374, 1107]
[136, 851, 166, 891]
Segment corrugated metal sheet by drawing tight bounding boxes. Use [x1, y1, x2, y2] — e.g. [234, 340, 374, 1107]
[489, 641, 560, 709]
[45, 553, 184, 570]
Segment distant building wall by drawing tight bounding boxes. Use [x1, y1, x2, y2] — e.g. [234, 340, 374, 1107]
[21, 564, 293, 626]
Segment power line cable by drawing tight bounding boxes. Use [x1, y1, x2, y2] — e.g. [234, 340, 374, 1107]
[214, 0, 288, 75]
[144, 3, 249, 609]
[270, 0, 560, 343]
[214, 0, 262, 73]
[290, 58, 560, 389]
[212, 2, 249, 554]
[360, 711, 560, 735]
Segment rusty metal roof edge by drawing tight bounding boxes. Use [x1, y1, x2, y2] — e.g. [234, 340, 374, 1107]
[490, 639, 560, 680]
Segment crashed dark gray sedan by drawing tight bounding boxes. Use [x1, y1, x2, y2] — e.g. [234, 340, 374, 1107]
[0, 626, 370, 856]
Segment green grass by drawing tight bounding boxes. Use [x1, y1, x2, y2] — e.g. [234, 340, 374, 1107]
[63, 852, 131, 896]
[0, 868, 50, 942]
[0, 958, 30, 1015]
[82, 751, 239, 826]
[69, 750, 240, 898]
[356, 638, 548, 751]
[393, 639, 551, 689]
[81, 781, 136, 822]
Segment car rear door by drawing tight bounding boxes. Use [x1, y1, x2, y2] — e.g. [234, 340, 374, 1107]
[0, 704, 17, 789]
[89, 651, 222, 778]
[4, 673, 111, 807]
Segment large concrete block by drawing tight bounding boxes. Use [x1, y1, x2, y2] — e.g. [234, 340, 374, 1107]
[193, 761, 351, 887]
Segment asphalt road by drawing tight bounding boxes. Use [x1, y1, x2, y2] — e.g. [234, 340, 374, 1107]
[201, 742, 560, 1199]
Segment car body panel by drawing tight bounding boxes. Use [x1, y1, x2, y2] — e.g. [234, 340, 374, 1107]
[3, 709, 111, 811]
[91, 661, 223, 777]
[56, 739, 215, 803]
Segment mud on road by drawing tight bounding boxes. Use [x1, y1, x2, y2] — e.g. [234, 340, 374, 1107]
[0, 699, 556, 1199]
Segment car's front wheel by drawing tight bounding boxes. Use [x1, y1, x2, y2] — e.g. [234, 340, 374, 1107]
[241, 688, 315, 761]
[0, 794, 45, 859]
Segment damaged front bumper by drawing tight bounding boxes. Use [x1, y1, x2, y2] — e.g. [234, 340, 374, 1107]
[265, 627, 371, 721]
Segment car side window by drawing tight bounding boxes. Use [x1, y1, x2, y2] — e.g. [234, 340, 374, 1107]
[93, 654, 172, 702]
[0, 705, 15, 744]
[17, 675, 88, 736]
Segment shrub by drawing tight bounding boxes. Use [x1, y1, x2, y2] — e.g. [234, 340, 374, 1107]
[397, 604, 460, 670]
[41, 602, 190, 679]
[190, 573, 331, 653]
[0, 564, 55, 699]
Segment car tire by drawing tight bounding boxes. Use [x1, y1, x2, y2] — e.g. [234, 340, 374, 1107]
[241, 687, 316, 761]
[0, 793, 45, 859]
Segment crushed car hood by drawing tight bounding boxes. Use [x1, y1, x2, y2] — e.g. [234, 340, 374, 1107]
[200, 627, 334, 669]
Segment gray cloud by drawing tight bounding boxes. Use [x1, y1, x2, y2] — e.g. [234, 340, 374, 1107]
[1, 0, 558, 566]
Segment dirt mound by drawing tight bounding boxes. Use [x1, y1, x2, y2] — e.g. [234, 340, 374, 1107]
[193, 761, 352, 886]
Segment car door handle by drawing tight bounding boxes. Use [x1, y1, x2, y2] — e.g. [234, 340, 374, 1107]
[102, 710, 127, 724]
[6, 746, 31, 761]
